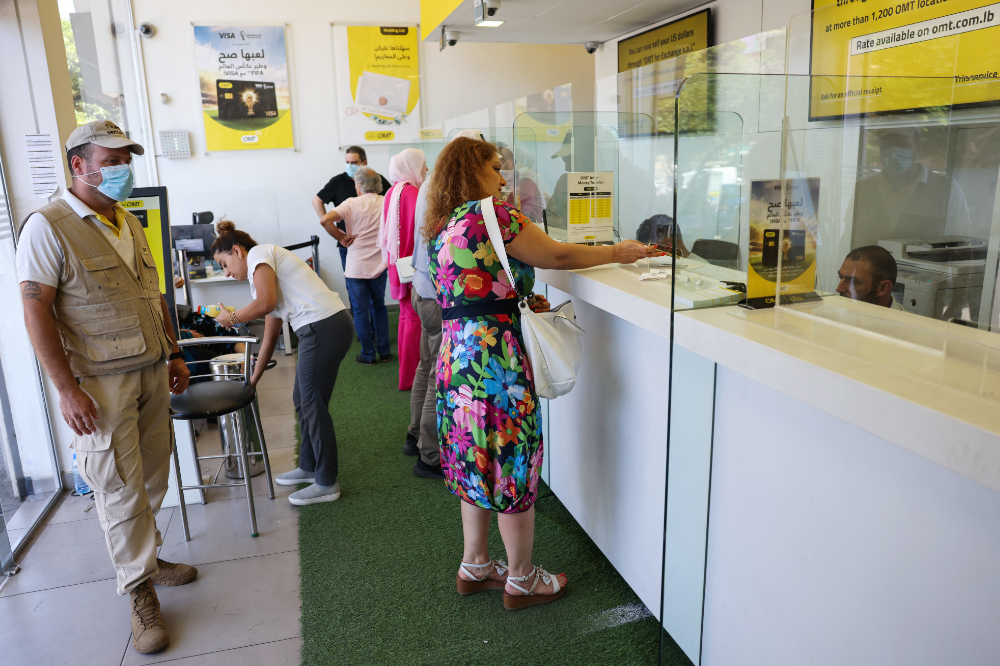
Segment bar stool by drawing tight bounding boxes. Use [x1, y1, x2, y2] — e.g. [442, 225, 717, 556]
[169, 336, 274, 541]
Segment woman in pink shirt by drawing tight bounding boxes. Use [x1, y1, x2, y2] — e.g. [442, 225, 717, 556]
[380, 149, 426, 391]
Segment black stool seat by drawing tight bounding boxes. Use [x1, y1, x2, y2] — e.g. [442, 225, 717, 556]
[171, 381, 256, 420]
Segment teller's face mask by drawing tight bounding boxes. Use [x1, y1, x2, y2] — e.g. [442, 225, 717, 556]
[76, 163, 134, 202]
[881, 147, 915, 174]
[499, 170, 514, 194]
[346, 163, 360, 178]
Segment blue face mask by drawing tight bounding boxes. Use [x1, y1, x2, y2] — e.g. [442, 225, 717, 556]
[881, 147, 915, 174]
[78, 164, 134, 202]
[346, 163, 360, 178]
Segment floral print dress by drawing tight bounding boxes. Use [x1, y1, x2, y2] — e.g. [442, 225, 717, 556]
[429, 198, 541, 514]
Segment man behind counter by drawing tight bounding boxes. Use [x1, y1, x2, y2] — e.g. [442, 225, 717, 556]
[836, 245, 905, 310]
[312, 146, 391, 270]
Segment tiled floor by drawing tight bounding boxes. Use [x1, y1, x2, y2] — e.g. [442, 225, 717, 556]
[0, 354, 302, 665]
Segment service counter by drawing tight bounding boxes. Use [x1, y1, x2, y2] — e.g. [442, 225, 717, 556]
[536, 265, 1000, 666]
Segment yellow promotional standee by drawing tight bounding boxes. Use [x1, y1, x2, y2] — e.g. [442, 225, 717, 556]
[120, 197, 166, 294]
[746, 179, 821, 308]
[810, 0, 1000, 118]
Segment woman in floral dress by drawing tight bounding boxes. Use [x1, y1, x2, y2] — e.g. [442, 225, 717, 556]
[424, 137, 657, 610]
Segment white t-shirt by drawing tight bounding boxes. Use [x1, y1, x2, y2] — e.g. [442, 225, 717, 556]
[332, 193, 387, 280]
[16, 190, 138, 288]
[247, 244, 345, 331]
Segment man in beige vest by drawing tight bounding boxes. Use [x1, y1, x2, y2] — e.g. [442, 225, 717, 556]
[16, 121, 194, 655]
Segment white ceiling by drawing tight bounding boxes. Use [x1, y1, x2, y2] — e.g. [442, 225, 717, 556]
[428, 0, 708, 46]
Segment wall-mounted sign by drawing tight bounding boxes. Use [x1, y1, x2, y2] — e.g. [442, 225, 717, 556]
[810, 0, 1000, 119]
[617, 9, 712, 74]
[194, 25, 293, 151]
[747, 178, 821, 308]
[616, 9, 713, 135]
[333, 25, 421, 145]
[567, 172, 614, 244]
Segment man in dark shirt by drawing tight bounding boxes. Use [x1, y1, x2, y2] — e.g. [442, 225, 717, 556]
[312, 146, 392, 269]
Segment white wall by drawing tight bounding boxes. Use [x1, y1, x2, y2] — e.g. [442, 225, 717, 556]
[133, 0, 594, 307]
[422, 40, 595, 125]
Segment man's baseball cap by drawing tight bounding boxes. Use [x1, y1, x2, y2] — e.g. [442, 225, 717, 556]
[65, 120, 145, 156]
[552, 131, 572, 158]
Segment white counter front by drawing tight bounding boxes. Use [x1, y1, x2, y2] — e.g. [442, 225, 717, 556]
[535, 265, 1000, 666]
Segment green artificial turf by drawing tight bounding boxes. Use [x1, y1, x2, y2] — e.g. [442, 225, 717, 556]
[297, 313, 691, 666]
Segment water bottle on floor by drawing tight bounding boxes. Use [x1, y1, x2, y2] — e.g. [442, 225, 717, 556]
[72, 452, 91, 495]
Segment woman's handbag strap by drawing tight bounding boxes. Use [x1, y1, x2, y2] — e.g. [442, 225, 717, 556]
[479, 197, 521, 301]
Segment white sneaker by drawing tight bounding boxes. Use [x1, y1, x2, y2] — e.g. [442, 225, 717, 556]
[288, 482, 341, 506]
[275, 468, 316, 486]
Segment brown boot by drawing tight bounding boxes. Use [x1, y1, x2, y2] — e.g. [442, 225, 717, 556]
[130, 580, 169, 654]
[150, 558, 198, 587]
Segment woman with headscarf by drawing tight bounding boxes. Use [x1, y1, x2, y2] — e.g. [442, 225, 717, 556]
[379, 148, 427, 390]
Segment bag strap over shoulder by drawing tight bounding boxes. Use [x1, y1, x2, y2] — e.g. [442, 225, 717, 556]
[479, 197, 520, 299]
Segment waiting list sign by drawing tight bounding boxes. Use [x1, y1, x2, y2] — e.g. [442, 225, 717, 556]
[810, 0, 1000, 119]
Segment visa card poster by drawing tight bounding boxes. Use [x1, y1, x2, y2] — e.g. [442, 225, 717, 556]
[747, 179, 820, 307]
[194, 25, 294, 151]
[333, 25, 420, 145]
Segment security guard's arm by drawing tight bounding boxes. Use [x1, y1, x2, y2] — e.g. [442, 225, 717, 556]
[20, 280, 99, 436]
[160, 294, 190, 395]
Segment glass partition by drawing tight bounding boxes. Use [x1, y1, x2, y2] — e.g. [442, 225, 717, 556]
[512, 112, 655, 242]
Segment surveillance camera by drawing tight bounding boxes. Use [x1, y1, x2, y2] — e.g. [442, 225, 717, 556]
[445, 30, 460, 47]
[585, 41, 599, 54]
[138, 22, 155, 38]
[485, 0, 501, 17]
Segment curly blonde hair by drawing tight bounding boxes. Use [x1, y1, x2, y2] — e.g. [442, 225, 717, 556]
[423, 137, 498, 241]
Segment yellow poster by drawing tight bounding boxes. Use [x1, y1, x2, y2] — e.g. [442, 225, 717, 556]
[194, 25, 294, 151]
[618, 9, 711, 73]
[747, 179, 821, 307]
[810, 0, 1000, 119]
[333, 26, 420, 145]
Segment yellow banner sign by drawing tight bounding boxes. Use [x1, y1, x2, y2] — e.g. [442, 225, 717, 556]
[365, 131, 396, 141]
[618, 9, 711, 73]
[810, 0, 1000, 119]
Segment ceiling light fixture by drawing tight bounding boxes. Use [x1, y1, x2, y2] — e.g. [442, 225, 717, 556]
[476, 20, 504, 27]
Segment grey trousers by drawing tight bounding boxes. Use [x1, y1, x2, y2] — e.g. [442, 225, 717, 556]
[293, 310, 353, 486]
[408, 291, 442, 465]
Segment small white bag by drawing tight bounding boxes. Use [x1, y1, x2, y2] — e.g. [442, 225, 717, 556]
[480, 197, 584, 399]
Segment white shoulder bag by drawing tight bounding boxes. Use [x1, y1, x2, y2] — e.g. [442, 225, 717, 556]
[479, 197, 584, 399]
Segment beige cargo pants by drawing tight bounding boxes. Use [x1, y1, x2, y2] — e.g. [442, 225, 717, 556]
[74, 362, 171, 596]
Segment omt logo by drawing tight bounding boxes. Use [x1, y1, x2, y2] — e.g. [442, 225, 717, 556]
[364, 131, 395, 141]
[241, 135, 259, 143]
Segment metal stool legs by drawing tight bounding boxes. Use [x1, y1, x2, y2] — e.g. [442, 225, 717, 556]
[170, 420, 192, 543]
[170, 405, 275, 541]
[250, 398, 275, 500]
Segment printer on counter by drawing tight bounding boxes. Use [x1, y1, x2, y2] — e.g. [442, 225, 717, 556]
[877, 236, 986, 321]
